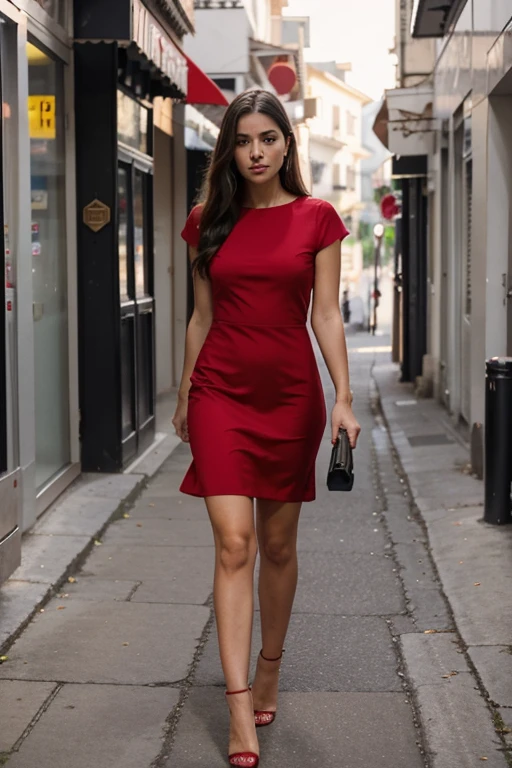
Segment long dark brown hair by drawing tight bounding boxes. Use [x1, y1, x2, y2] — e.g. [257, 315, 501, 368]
[194, 89, 309, 278]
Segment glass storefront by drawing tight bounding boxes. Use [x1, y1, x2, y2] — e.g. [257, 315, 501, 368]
[28, 41, 70, 490]
[1, 17, 18, 476]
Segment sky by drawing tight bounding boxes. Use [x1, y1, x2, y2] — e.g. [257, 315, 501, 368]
[284, 0, 396, 101]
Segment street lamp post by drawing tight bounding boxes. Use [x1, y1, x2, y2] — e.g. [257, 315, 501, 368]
[371, 223, 384, 335]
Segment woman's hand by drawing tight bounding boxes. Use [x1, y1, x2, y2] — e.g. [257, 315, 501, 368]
[172, 394, 190, 443]
[331, 399, 361, 449]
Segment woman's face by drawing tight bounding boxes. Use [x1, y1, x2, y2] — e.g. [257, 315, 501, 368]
[233, 111, 290, 186]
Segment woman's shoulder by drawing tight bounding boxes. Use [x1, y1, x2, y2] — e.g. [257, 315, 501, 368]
[181, 203, 204, 247]
[301, 196, 338, 214]
[189, 203, 204, 223]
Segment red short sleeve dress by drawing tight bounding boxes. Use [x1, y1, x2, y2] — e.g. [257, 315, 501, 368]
[180, 196, 349, 502]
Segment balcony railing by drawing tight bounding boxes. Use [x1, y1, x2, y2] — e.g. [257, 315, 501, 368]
[194, 0, 244, 8]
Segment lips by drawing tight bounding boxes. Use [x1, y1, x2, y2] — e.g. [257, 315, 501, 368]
[249, 165, 269, 173]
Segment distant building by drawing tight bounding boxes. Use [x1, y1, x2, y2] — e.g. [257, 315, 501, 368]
[305, 62, 371, 234]
[361, 101, 391, 206]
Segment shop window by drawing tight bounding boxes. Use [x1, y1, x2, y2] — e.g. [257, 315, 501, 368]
[117, 90, 150, 156]
[28, 41, 70, 490]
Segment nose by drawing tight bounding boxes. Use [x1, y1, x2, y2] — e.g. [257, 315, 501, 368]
[250, 141, 263, 160]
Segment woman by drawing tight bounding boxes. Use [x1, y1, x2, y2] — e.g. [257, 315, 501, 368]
[173, 89, 360, 767]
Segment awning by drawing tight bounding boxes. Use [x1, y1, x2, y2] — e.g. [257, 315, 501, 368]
[74, 0, 228, 106]
[411, 0, 468, 38]
[373, 86, 438, 157]
[180, 49, 229, 107]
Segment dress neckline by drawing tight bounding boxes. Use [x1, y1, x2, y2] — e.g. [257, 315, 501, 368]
[241, 196, 305, 211]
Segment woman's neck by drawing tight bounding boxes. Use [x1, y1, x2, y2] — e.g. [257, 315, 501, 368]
[242, 179, 295, 209]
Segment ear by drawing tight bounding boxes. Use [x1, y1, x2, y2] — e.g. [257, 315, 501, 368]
[285, 135, 292, 156]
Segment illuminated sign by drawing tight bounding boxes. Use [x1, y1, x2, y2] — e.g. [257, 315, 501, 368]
[28, 95, 56, 140]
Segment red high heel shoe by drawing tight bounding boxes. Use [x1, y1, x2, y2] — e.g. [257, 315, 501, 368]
[253, 650, 284, 728]
[225, 688, 260, 768]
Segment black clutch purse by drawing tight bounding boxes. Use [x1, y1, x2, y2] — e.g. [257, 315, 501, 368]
[327, 428, 354, 491]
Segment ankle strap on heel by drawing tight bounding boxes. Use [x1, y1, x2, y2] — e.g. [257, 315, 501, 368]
[226, 687, 251, 696]
[259, 649, 285, 662]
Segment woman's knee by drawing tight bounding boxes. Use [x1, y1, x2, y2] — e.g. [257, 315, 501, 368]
[261, 536, 295, 567]
[218, 533, 256, 573]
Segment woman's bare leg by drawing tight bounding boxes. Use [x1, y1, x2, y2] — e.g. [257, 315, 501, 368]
[205, 495, 259, 757]
[252, 499, 301, 715]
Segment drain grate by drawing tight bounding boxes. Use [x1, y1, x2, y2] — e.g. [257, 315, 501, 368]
[407, 434, 455, 447]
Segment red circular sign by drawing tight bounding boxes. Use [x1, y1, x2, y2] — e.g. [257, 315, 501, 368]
[380, 194, 400, 220]
[268, 62, 297, 95]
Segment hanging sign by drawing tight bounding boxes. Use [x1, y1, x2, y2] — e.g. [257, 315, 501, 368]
[28, 95, 56, 140]
[83, 199, 111, 233]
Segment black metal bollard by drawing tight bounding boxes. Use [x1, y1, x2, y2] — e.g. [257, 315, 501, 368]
[484, 357, 512, 525]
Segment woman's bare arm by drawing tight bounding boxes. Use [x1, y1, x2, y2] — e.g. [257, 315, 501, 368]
[178, 247, 213, 401]
[311, 240, 360, 447]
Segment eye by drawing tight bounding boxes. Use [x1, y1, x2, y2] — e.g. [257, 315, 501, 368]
[236, 139, 248, 146]
[264, 137, 277, 144]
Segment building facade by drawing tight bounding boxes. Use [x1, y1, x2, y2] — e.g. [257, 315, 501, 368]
[379, 0, 512, 472]
[0, 0, 79, 582]
[306, 63, 370, 296]
[0, 0, 227, 584]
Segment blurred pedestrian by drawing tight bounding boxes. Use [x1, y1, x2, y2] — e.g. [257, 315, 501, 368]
[173, 89, 360, 767]
[342, 288, 351, 324]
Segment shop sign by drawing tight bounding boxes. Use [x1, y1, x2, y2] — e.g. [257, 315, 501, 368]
[28, 95, 56, 140]
[132, 0, 188, 95]
[83, 199, 111, 233]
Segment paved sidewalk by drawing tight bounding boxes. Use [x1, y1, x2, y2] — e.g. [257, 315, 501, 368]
[373, 363, 512, 765]
[0, 392, 180, 651]
[0, 336, 508, 767]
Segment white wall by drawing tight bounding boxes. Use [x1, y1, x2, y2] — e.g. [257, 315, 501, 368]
[184, 7, 251, 76]
[172, 104, 189, 389]
[153, 128, 173, 396]
[307, 69, 367, 217]
[485, 97, 512, 360]
[244, 0, 271, 42]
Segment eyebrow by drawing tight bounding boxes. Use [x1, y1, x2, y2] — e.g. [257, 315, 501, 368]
[235, 130, 279, 138]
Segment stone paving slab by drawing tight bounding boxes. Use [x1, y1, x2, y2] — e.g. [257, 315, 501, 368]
[82, 544, 214, 604]
[6, 684, 179, 768]
[169, 688, 424, 768]
[10, 533, 93, 585]
[195, 613, 402, 692]
[293, 551, 404, 615]
[33, 497, 122, 537]
[426, 511, 512, 646]
[299, 489, 379, 521]
[62, 577, 138, 602]
[129, 496, 208, 520]
[103, 517, 214, 547]
[137, 472, 191, 498]
[401, 632, 508, 767]
[296, 518, 387, 554]
[71, 473, 144, 499]
[0, 581, 49, 650]
[468, 646, 512, 707]
[0, 600, 209, 684]
[0, 680, 57, 752]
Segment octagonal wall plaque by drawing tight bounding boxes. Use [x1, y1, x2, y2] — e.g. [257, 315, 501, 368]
[83, 199, 111, 233]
